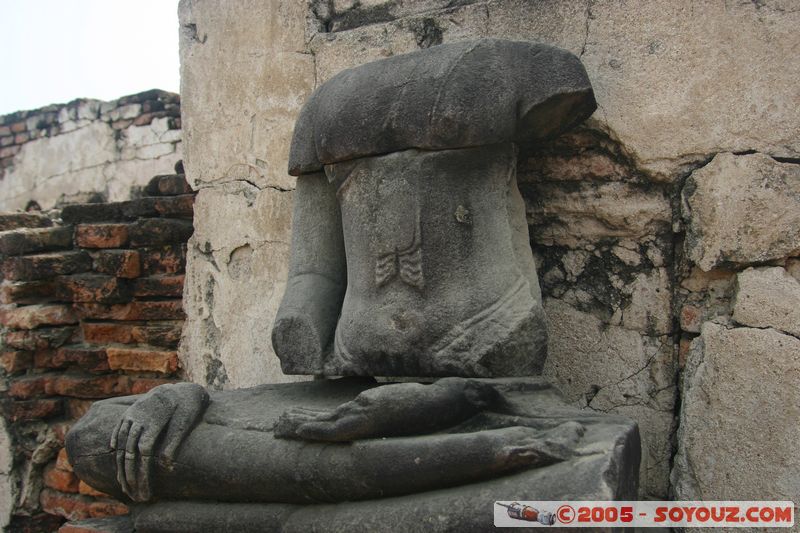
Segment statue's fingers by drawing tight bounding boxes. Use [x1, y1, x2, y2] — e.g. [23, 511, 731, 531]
[124, 424, 144, 499]
[115, 419, 132, 494]
[137, 446, 154, 502]
[297, 414, 369, 442]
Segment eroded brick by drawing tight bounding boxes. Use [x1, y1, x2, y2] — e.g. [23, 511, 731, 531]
[1, 280, 58, 304]
[128, 219, 192, 247]
[90, 250, 140, 278]
[131, 275, 184, 298]
[75, 224, 129, 249]
[107, 347, 178, 374]
[1, 350, 33, 373]
[44, 463, 80, 493]
[4, 326, 76, 350]
[55, 274, 131, 304]
[145, 174, 192, 196]
[0, 226, 72, 255]
[0, 304, 78, 329]
[0, 212, 52, 231]
[2, 398, 63, 421]
[153, 195, 194, 218]
[3, 251, 92, 281]
[75, 300, 183, 321]
[139, 245, 187, 275]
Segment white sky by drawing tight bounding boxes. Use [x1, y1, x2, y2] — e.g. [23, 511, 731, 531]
[0, 0, 180, 116]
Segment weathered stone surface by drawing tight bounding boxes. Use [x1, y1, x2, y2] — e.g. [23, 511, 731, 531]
[543, 298, 675, 498]
[672, 322, 800, 501]
[309, 0, 800, 180]
[682, 153, 800, 270]
[67, 378, 639, 530]
[179, 0, 313, 190]
[180, 184, 295, 388]
[0, 417, 14, 530]
[732, 266, 800, 338]
[0, 226, 73, 256]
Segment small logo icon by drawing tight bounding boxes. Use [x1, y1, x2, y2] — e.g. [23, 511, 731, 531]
[496, 502, 556, 525]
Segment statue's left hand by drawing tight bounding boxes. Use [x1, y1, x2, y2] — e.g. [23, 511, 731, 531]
[110, 383, 209, 502]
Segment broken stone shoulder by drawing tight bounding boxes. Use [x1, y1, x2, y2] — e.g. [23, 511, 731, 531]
[274, 38, 596, 378]
[67, 378, 639, 531]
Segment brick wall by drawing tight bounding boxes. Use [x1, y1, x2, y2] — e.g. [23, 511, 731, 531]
[0, 167, 193, 531]
[0, 90, 182, 211]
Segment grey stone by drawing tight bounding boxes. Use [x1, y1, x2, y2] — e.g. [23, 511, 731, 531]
[274, 144, 547, 377]
[289, 38, 596, 175]
[682, 153, 800, 271]
[733, 266, 800, 338]
[67, 378, 639, 531]
[672, 322, 800, 501]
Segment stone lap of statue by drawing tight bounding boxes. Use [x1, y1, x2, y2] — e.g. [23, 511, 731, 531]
[66, 38, 641, 533]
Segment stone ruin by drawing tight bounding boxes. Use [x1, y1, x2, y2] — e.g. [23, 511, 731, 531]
[66, 38, 641, 532]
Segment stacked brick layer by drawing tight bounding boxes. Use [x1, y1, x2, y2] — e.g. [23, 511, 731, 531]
[0, 171, 194, 531]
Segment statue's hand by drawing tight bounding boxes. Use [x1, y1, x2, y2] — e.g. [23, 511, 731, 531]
[110, 383, 209, 502]
[275, 378, 502, 442]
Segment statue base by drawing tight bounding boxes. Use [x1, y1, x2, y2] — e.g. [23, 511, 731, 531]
[67, 378, 640, 532]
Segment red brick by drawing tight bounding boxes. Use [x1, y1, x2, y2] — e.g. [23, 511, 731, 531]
[46, 375, 133, 399]
[61, 203, 127, 224]
[2, 398, 63, 421]
[75, 300, 184, 321]
[9, 376, 49, 399]
[132, 275, 184, 298]
[110, 119, 132, 130]
[10, 513, 65, 532]
[40, 489, 128, 521]
[680, 304, 702, 333]
[55, 274, 131, 304]
[39, 345, 109, 372]
[0, 225, 72, 255]
[57, 447, 73, 472]
[10, 121, 26, 133]
[130, 378, 177, 395]
[139, 244, 187, 275]
[90, 250, 140, 278]
[44, 463, 80, 493]
[0, 125, 9, 136]
[0, 280, 58, 304]
[1, 350, 33, 373]
[82, 321, 182, 348]
[107, 347, 178, 374]
[75, 224, 129, 249]
[128, 218, 192, 247]
[153, 194, 194, 218]
[77, 481, 109, 498]
[3, 251, 92, 281]
[4, 326, 76, 350]
[0, 304, 77, 329]
[0, 135, 13, 147]
[14, 132, 30, 144]
[0, 212, 52, 231]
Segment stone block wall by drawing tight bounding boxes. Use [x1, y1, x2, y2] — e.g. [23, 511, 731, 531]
[0, 90, 182, 212]
[0, 171, 194, 531]
[177, 0, 799, 502]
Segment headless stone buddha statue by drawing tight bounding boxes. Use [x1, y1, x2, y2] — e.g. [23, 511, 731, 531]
[66, 39, 640, 533]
